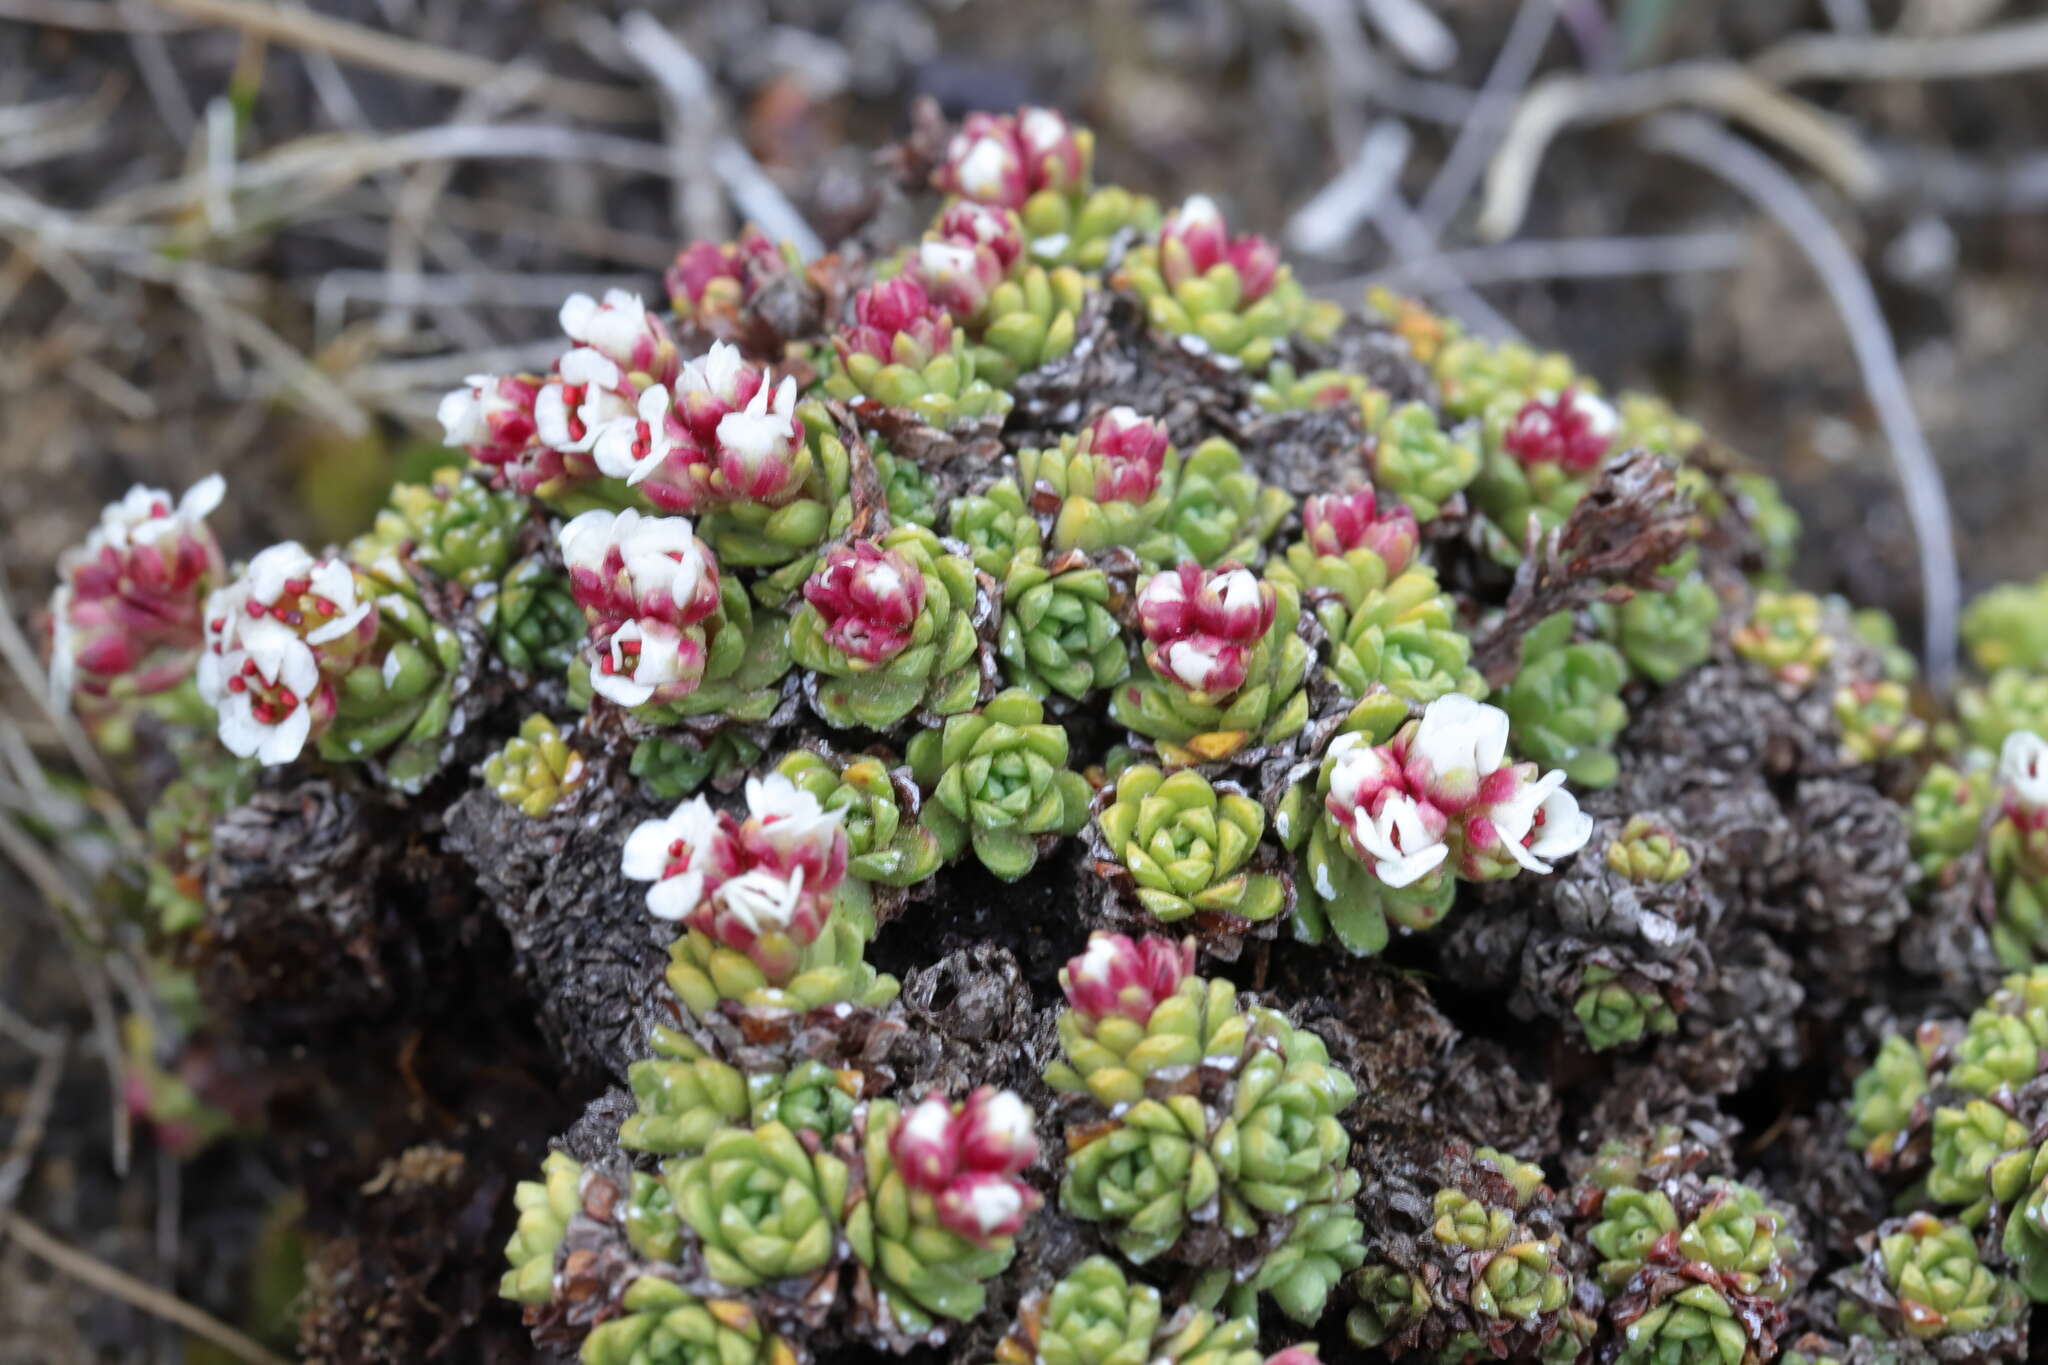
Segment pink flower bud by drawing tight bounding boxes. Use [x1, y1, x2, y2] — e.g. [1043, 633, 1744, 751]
[937, 117, 1028, 208]
[438, 374, 542, 470]
[935, 1171, 1041, 1244]
[890, 1093, 961, 1192]
[558, 289, 677, 385]
[1135, 565, 1276, 699]
[1081, 408, 1170, 503]
[955, 1087, 1038, 1174]
[802, 541, 926, 665]
[1301, 488, 1418, 574]
[934, 201, 1025, 273]
[557, 509, 721, 632]
[667, 239, 745, 317]
[1015, 106, 1088, 195]
[1059, 932, 1195, 1025]
[837, 277, 954, 369]
[912, 240, 1005, 321]
[49, 476, 227, 711]
[1501, 389, 1617, 474]
[1160, 196, 1280, 305]
[935, 108, 1090, 208]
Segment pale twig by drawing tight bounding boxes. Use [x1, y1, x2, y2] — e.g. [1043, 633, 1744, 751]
[1285, 120, 1409, 257]
[1359, 0, 1458, 72]
[1416, 0, 1556, 236]
[1640, 113, 1959, 690]
[378, 66, 543, 343]
[1755, 15, 2048, 84]
[120, 0, 198, 143]
[1476, 63, 1883, 242]
[138, 0, 652, 124]
[617, 12, 823, 258]
[617, 10, 726, 244]
[1, 1211, 293, 1365]
[95, 123, 682, 224]
[1374, 198, 1520, 339]
[0, 0, 184, 28]
[1325, 229, 1749, 295]
[0, 1031, 67, 1212]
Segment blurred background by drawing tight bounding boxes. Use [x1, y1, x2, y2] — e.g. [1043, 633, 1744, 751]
[2, 0, 2046, 1358]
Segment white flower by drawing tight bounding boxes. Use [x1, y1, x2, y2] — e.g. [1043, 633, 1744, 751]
[589, 619, 688, 707]
[534, 348, 629, 451]
[303, 559, 370, 645]
[435, 375, 506, 449]
[742, 772, 843, 863]
[1325, 732, 1402, 810]
[901, 1094, 953, 1148]
[622, 797, 722, 920]
[619, 512, 711, 608]
[1212, 568, 1262, 615]
[958, 1179, 1023, 1234]
[714, 375, 800, 474]
[560, 289, 653, 365]
[976, 1090, 1033, 1146]
[1137, 569, 1187, 613]
[1160, 638, 1227, 691]
[245, 542, 316, 604]
[92, 474, 225, 551]
[1173, 194, 1223, 228]
[590, 384, 678, 485]
[1569, 390, 1619, 441]
[678, 341, 752, 406]
[1019, 107, 1067, 153]
[712, 867, 803, 934]
[557, 509, 620, 576]
[1408, 694, 1511, 783]
[956, 136, 1014, 200]
[1071, 932, 1120, 988]
[213, 619, 320, 765]
[1490, 769, 1593, 874]
[1350, 792, 1449, 889]
[2002, 731, 2048, 811]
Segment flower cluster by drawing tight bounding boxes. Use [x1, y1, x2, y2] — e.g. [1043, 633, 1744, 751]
[557, 507, 724, 708]
[1500, 388, 1617, 473]
[665, 226, 790, 328]
[1300, 488, 1419, 572]
[442, 290, 684, 502]
[1327, 695, 1592, 888]
[888, 1089, 1042, 1244]
[1135, 563, 1275, 700]
[801, 540, 925, 666]
[1060, 931, 1196, 1025]
[623, 774, 848, 982]
[935, 107, 1089, 209]
[1282, 694, 1593, 954]
[196, 543, 377, 763]
[587, 343, 807, 514]
[48, 475, 226, 716]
